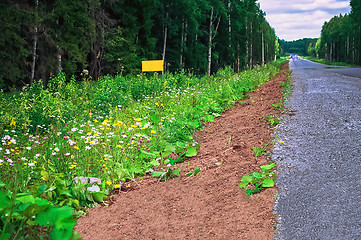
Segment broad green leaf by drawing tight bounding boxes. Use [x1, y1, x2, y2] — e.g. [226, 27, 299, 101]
[172, 168, 181, 175]
[0, 191, 11, 211]
[35, 205, 75, 229]
[150, 158, 160, 166]
[19, 203, 49, 218]
[188, 121, 199, 128]
[186, 172, 193, 177]
[69, 231, 83, 240]
[164, 144, 176, 153]
[193, 168, 201, 176]
[39, 184, 48, 193]
[203, 115, 215, 122]
[176, 141, 186, 149]
[151, 171, 165, 177]
[259, 163, 275, 172]
[262, 178, 275, 188]
[246, 184, 262, 195]
[170, 157, 182, 165]
[92, 192, 107, 203]
[16, 192, 35, 204]
[215, 162, 222, 166]
[251, 172, 262, 180]
[185, 148, 197, 157]
[50, 228, 73, 240]
[239, 175, 252, 189]
[0, 181, 5, 187]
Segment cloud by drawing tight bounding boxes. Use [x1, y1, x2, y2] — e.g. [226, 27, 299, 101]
[258, 0, 351, 41]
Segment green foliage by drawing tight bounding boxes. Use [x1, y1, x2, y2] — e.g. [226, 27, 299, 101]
[0, 182, 80, 240]
[239, 163, 277, 195]
[186, 168, 201, 177]
[266, 115, 279, 126]
[1, 0, 279, 90]
[0, 3, 31, 90]
[316, 4, 361, 66]
[151, 168, 181, 181]
[279, 38, 318, 56]
[271, 98, 287, 110]
[0, 61, 281, 238]
[252, 146, 266, 157]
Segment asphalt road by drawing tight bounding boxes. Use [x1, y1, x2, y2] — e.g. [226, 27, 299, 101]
[273, 56, 361, 239]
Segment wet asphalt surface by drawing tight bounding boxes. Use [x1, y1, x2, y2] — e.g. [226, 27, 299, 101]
[273, 57, 361, 239]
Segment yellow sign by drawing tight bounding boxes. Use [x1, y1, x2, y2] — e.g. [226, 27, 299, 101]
[142, 60, 164, 72]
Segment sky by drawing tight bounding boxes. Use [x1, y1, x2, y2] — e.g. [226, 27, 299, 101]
[258, 0, 351, 41]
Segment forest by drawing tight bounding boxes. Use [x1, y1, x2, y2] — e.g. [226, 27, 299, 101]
[0, 0, 279, 91]
[279, 38, 317, 56]
[311, 0, 361, 65]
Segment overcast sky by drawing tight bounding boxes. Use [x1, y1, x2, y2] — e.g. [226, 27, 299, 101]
[258, 0, 351, 41]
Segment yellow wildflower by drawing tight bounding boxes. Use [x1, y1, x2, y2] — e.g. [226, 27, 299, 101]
[116, 145, 123, 149]
[93, 119, 99, 123]
[131, 125, 137, 128]
[114, 184, 121, 189]
[134, 118, 141, 122]
[74, 146, 80, 150]
[151, 130, 156, 134]
[112, 122, 123, 127]
[106, 181, 112, 185]
[10, 118, 16, 128]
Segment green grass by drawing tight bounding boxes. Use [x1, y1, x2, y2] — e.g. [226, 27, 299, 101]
[302, 56, 359, 68]
[275, 56, 289, 64]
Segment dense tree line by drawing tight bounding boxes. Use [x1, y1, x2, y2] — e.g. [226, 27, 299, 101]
[315, 0, 361, 65]
[0, 0, 278, 91]
[279, 38, 317, 56]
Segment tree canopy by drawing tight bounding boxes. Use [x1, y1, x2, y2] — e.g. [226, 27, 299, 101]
[316, 0, 360, 65]
[0, 0, 278, 91]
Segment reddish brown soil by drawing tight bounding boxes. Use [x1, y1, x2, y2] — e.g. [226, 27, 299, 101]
[75, 62, 289, 240]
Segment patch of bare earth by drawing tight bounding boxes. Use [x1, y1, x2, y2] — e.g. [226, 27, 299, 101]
[75, 62, 289, 240]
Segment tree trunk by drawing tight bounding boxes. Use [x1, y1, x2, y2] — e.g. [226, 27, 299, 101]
[30, 0, 39, 83]
[246, 17, 249, 68]
[237, 43, 240, 72]
[261, 31, 264, 66]
[162, 25, 167, 63]
[31, 28, 38, 83]
[162, 12, 168, 69]
[228, 0, 231, 49]
[208, 7, 214, 77]
[180, 18, 185, 69]
[57, 52, 62, 74]
[250, 21, 253, 68]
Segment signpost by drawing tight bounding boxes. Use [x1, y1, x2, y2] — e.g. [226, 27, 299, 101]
[142, 60, 164, 76]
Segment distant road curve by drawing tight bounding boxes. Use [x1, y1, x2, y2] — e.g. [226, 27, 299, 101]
[290, 54, 361, 79]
